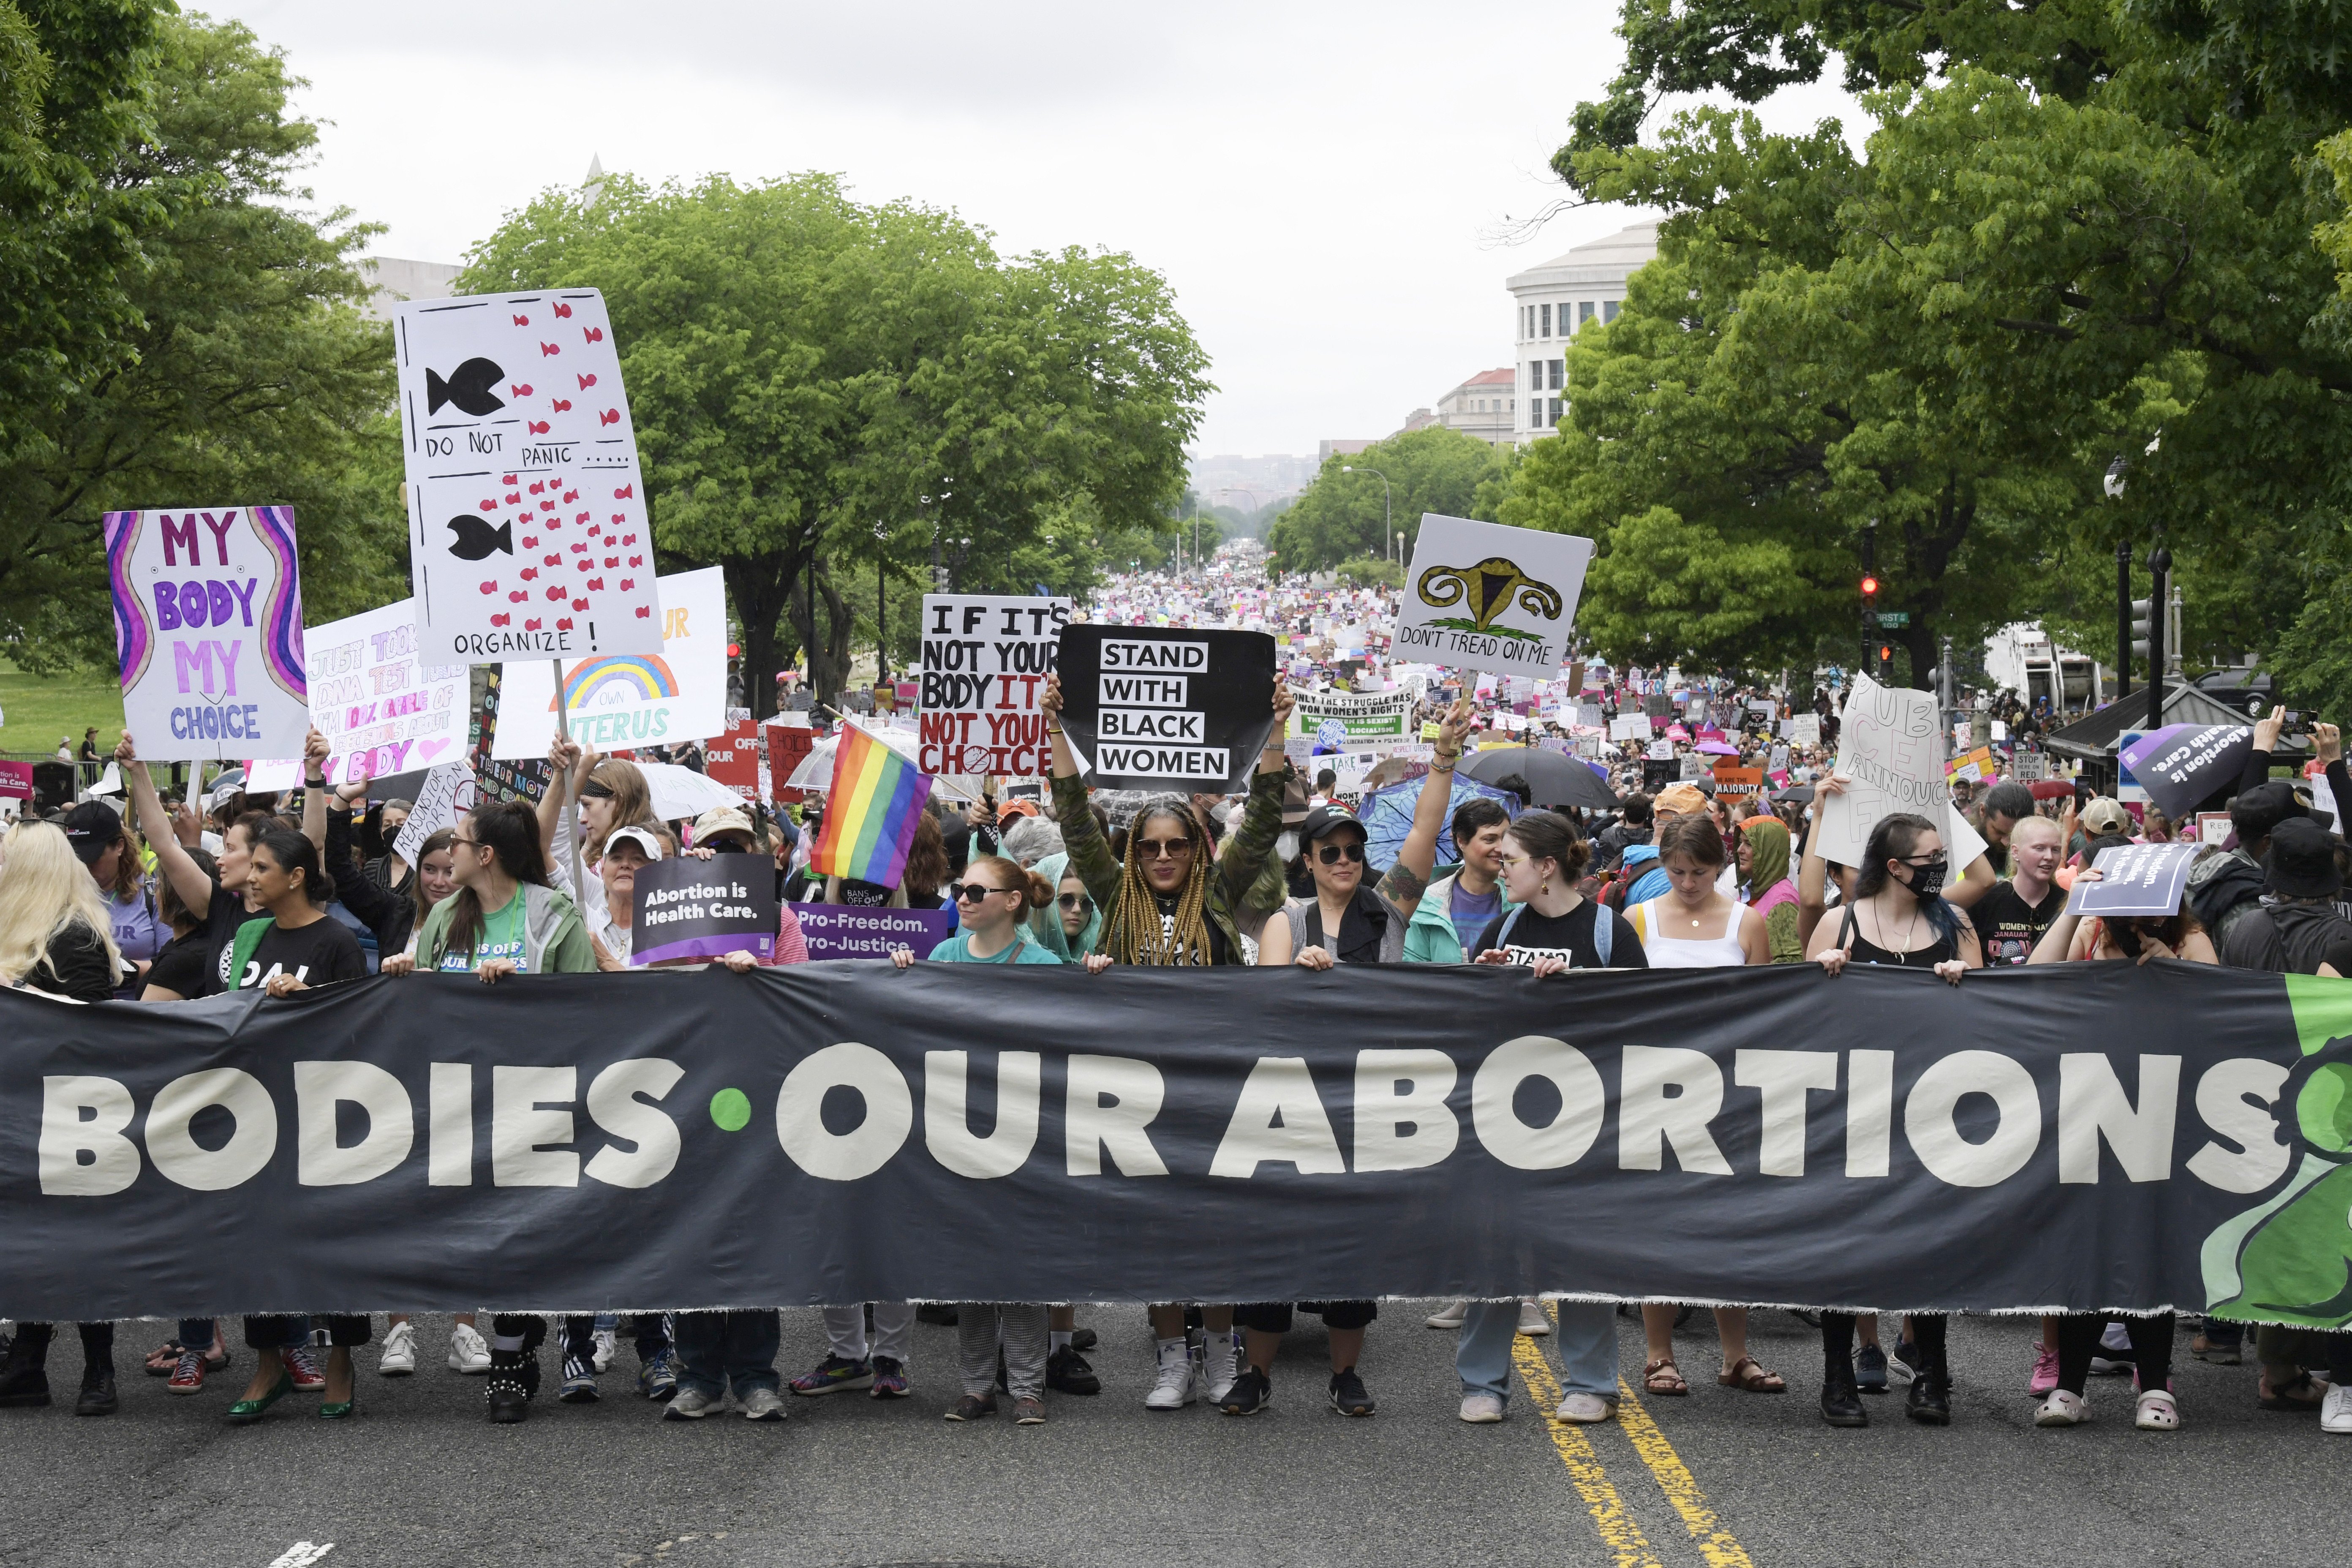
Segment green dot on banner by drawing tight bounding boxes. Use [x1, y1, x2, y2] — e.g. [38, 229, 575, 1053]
[709, 1088, 752, 1132]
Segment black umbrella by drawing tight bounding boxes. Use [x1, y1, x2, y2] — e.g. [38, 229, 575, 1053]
[1459, 746, 1622, 811]
[1772, 785, 1816, 804]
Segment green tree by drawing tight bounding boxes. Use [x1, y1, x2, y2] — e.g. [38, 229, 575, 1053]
[1266, 428, 1506, 573]
[463, 174, 1209, 713]
[1506, 0, 2352, 683]
[0, 8, 405, 671]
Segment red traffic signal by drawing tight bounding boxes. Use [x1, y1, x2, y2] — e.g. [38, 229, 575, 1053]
[1860, 575, 1880, 596]
[727, 643, 740, 658]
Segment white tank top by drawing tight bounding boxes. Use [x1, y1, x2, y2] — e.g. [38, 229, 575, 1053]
[1630, 901, 1748, 969]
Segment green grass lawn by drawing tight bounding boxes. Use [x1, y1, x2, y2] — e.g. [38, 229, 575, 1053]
[0, 658, 124, 760]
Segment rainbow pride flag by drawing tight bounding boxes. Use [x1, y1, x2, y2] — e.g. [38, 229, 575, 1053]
[811, 720, 934, 887]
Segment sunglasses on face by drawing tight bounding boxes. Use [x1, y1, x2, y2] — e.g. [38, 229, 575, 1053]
[1315, 840, 1365, 864]
[952, 882, 1010, 904]
[1058, 893, 1094, 912]
[1135, 837, 1191, 859]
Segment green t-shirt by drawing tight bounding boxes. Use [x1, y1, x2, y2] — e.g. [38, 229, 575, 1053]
[438, 893, 528, 973]
[927, 931, 1061, 965]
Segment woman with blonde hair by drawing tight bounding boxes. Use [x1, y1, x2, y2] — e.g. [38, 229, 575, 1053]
[539, 739, 664, 912]
[0, 821, 128, 1415]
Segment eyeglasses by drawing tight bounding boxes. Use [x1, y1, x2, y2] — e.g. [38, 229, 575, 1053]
[1315, 841, 1365, 864]
[1134, 837, 1191, 859]
[450, 836, 486, 852]
[1058, 893, 1094, 912]
[1900, 855, 1950, 871]
[952, 882, 1008, 904]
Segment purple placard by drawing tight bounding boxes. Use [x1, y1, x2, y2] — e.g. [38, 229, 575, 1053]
[2117, 724, 2254, 822]
[630, 854, 779, 966]
[792, 903, 956, 961]
[2066, 841, 2201, 920]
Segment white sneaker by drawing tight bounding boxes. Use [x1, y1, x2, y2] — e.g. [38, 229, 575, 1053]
[2089, 1318, 2133, 1375]
[591, 1327, 617, 1373]
[740, 1387, 787, 1422]
[2034, 1388, 2089, 1426]
[2322, 1385, 2352, 1434]
[1425, 1301, 1468, 1330]
[378, 1319, 416, 1377]
[663, 1386, 720, 1420]
[1202, 1333, 1237, 1404]
[447, 1322, 492, 1375]
[1554, 1391, 1612, 1423]
[1144, 1342, 1196, 1410]
[1459, 1392, 1505, 1423]
[1517, 1298, 1552, 1337]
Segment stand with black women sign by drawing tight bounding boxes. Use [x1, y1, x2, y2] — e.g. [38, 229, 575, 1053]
[1054, 625, 1278, 791]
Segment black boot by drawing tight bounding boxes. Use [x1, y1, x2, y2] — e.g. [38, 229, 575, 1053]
[486, 1349, 531, 1424]
[1905, 1375, 1951, 1425]
[75, 1364, 117, 1417]
[1819, 1312, 1866, 1427]
[0, 1328, 51, 1408]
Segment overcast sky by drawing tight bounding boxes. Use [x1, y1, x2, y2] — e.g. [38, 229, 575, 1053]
[217, 0, 1861, 459]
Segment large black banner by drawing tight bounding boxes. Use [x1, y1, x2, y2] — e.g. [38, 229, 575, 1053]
[11, 962, 2352, 1325]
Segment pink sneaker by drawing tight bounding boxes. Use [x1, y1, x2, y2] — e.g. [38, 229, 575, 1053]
[285, 1346, 326, 1392]
[2030, 1342, 2059, 1396]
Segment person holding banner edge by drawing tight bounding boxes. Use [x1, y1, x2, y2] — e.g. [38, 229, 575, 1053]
[1040, 668, 1292, 1411]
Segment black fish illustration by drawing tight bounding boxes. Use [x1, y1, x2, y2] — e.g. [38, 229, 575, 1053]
[426, 357, 506, 416]
[445, 516, 513, 561]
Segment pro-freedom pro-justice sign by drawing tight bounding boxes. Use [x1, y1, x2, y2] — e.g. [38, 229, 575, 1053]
[917, 594, 1072, 776]
[394, 288, 663, 660]
[1395, 514, 1592, 678]
[8, 962, 2352, 1323]
[1054, 626, 1279, 791]
[103, 507, 310, 760]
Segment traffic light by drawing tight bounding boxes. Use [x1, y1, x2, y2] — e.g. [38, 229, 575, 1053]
[1861, 574, 1880, 599]
[2130, 598, 2153, 660]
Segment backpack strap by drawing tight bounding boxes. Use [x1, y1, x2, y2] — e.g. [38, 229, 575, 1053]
[1492, 905, 1526, 954]
[1592, 902, 1614, 966]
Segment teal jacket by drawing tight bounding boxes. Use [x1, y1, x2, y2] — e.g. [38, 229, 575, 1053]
[1400, 870, 1518, 965]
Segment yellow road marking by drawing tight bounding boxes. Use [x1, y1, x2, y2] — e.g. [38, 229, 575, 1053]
[1509, 1329, 1665, 1568]
[1614, 1376, 1756, 1568]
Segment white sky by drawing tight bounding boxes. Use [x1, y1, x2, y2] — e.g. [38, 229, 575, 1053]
[216, 0, 1862, 459]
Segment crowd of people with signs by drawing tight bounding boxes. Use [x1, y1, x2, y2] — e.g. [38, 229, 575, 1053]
[5, 285, 2349, 1442]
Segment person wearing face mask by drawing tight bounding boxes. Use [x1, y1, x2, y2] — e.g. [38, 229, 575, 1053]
[1807, 811, 1978, 1428]
[1040, 668, 1292, 1413]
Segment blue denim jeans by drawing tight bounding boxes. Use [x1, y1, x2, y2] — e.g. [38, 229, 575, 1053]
[1458, 1299, 1619, 1407]
[673, 1310, 780, 1400]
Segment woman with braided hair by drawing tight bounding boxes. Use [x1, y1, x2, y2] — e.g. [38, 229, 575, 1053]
[1042, 668, 1293, 1410]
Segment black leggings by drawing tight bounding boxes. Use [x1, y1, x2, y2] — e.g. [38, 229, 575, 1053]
[2055, 1313, 2171, 1396]
[1822, 1312, 1947, 1381]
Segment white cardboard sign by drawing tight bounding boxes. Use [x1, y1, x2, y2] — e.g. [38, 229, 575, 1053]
[493, 566, 728, 760]
[395, 288, 662, 661]
[915, 593, 1071, 775]
[249, 598, 471, 787]
[1815, 673, 1988, 871]
[392, 760, 477, 870]
[1393, 514, 1592, 678]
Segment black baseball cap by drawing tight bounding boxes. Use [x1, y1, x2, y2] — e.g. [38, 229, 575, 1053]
[2232, 780, 2311, 844]
[1296, 804, 1364, 843]
[2265, 817, 2343, 900]
[59, 800, 124, 866]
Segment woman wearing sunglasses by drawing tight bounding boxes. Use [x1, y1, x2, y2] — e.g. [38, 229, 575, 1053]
[1023, 854, 1102, 962]
[1805, 810, 1979, 1429]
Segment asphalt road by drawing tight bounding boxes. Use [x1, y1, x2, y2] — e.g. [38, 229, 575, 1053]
[0, 1306, 2341, 1568]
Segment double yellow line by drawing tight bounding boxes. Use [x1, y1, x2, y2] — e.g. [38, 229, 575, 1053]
[1507, 1307, 1755, 1568]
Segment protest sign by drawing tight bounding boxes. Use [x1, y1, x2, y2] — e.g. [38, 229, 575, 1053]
[103, 507, 309, 761]
[493, 567, 726, 759]
[1947, 745, 1997, 783]
[630, 852, 778, 965]
[248, 598, 470, 788]
[1291, 683, 1418, 751]
[1790, 714, 1821, 747]
[2118, 724, 2255, 823]
[466, 671, 550, 807]
[1678, 753, 1703, 780]
[2014, 749, 2050, 783]
[1815, 673, 1989, 871]
[0, 763, 29, 801]
[394, 288, 662, 659]
[915, 594, 1071, 776]
[765, 718, 817, 801]
[1714, 765, 1764, 799]
[1055, 626, 1278, 791]
[1647, 739, 1674, 760]
[1394, 514, 1592, 678]
[392, 760, 477, 869]
[5, 962, 2341, 1325]
[703, 715, 762, 800]
[791, 904, 955, 961]
[1608, 714, 1650, 742]
[2066, 841, 2201, 919]
[2197, 811, 2234, 847]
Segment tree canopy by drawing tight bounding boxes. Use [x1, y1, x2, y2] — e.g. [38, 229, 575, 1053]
[462, 173, 1209, 710]
[1265, 428, 1508, 574]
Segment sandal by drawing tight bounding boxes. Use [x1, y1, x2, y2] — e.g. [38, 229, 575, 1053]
[144, 1341, 186, 1377]
[1718, 1355, 1786, 1394]
[1643, 1358, 1688, 1396]
[2259, 1371, 2327, 1410]
[2134, 1388, 2180, 1430]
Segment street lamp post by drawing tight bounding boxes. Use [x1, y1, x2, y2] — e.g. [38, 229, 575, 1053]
[872, 522, 890, 679]
[2105, 457, 2131, 707]
[1341, 466, 1395, 567]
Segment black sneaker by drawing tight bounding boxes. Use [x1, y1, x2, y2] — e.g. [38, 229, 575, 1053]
[1070, 1326, 1098, 1353]
[559, 1349, 599, 1404]
[75, 1365, 117, 1417]
[944, 1392, 997, 1421]
[1328, 1368, 1375, 1417]
[915, 1304, 959, 1326]
[1854, 1343, 1888, 1393]
[1046, 1345, 1100, 1396]
[0, 1337, 49, 1408]
[1906, 1376, 1951, 1426]
[1220, 1367, 1271, 1416]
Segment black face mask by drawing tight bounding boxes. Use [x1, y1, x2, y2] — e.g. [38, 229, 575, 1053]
[1900, 857, 1949, 902]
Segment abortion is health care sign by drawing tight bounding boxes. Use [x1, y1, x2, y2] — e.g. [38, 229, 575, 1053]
[492, 566, 727, 760]
[1394, 514, 1592, 679]
[104, 508, 308, 761]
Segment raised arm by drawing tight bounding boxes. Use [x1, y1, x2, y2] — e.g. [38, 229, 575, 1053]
[1378, 697, 1472, 918]
[116, 732, 212, 915]
[300, 727, 330, 852]
[537, 735, 588, 863]
[1041, 673, 1121, 906]
[1212, 677, 1297, 907]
